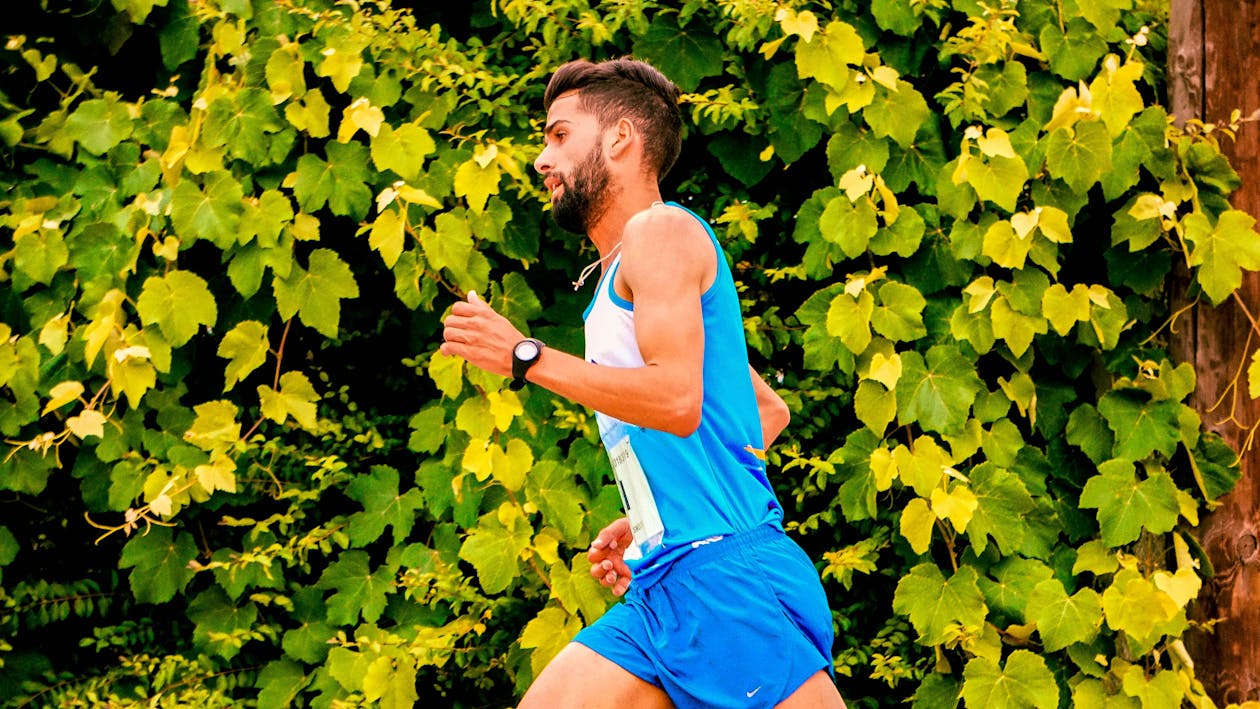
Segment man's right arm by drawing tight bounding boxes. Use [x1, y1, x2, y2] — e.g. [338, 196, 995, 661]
[750, 365, 790, 448]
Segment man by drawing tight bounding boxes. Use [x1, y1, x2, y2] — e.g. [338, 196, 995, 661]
[440, 57, 846, 709]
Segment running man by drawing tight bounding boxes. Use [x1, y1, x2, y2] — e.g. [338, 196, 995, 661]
[440, 57, 847, 709]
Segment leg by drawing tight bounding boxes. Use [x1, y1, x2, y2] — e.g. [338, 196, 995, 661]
[519, 642, 674, 709]
[775, 671, 848, 709]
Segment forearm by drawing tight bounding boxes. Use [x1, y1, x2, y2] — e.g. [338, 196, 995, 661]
[526, 347, 701, 437]
[750, 365, 790, 448]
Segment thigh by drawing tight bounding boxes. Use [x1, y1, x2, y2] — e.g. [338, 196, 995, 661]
[775, 671, 848, 709]
[519, 642, 674, 709]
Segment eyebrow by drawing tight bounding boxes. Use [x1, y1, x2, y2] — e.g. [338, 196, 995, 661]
[543, 119, 572, 137]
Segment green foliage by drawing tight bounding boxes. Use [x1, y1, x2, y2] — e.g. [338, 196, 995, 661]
[0, 0, 1256, 707]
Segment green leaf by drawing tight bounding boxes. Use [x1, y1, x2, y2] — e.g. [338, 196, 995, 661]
[896, 345, 984, 435]
[369, 209, 405, 268]
[498, 272, 543, 332]
[982, 220, 1033, 270]
[1066, 404, 1114, 465]
[1097, 391, 1181, 462]
[826, 288, 875, 356]
[914, 673, 963, 709]
[871, 281, 927, 341]
[871, 0, 922, 36]
[525, 461, 585, 539]
[282, 588, 335, 663]
[892, 563, 987, 645]
[1079, 460, 1180, 547]
[458, 506, 532, 594]
[188, 587, 259, 660]
[1120, 667, 1181, 708]
[820, 195, 878, 257]
[864, 81, 930, 147]
[421, 212, 475, 278]
[966, 464, 1035, 555]
[1040, 18, 1107, 81]
[978, 556, 1053, 621]
[12, 229, 68, 285]
[346, 465, 425, 546]
[169, 171, 246, 248]
[258, 371, 319, 430]
[118, 526, 197, 604]
[961, 650, 1059, 709]
[371, 122, 436, 182]
[1090, 57, 1144, 137]
[316, 551, 394, 625]
[273, 248, 360, 338]
[363, 656, 419, 709]
[1045, 121, 1112, 194]
[520, 606, 582, 677]
[1184, 210, 1260, 305]
[1025, 579, 1103, 651]
[1041, 284, 1091, 335]
[453, 157, 501, 215]
[0, 526, 19, 567]
[217, 321, 269, 391]
[256, 660, 310, 709]
[64, 97, 133, 155]
[135, 270, 218, 348]
[202, 87, 284, 164]
[632, 14, 724, 93]
[293, 142, 372, 219]
[957, 153, 1028, 212]
[1101, 569, 1181, 646]
[184, 400, 241, 451]
[854, 379, 896, 435]
[158, 0, 199, 70]
[794, 20, 865, 90]
[1191, 433, 1242, 501]
[550, 557, 609, 625]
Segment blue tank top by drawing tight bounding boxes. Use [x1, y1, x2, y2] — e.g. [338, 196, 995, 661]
[582, 202, 784, 588]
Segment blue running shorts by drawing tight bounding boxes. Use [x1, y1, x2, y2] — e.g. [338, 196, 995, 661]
[573, 524, 834, 708]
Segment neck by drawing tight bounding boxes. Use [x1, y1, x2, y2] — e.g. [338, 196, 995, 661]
[587, 181, 664, 258]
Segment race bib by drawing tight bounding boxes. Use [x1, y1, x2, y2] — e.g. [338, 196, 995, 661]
[607, 435, 664, 558]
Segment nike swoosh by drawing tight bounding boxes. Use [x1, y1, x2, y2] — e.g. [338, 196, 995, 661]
[746, 686, 762, 698]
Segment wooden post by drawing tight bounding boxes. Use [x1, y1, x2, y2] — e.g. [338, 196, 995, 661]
[1170, 0, 1260, 702]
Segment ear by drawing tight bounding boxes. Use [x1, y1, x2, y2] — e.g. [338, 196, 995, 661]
[606, 117, 635, 159]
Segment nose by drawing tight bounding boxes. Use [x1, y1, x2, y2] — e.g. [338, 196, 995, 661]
[534, 144, 553, 176]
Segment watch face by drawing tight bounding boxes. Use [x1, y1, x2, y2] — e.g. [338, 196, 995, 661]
[514, 340, 540, 360]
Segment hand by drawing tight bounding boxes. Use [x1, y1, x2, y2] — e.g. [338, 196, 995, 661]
[440, 290, 524, 378]
[588, 517, 634, 597]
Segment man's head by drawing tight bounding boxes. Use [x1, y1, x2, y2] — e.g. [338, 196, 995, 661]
[534, 58, 682, 234]
[542, 58, 683, 181]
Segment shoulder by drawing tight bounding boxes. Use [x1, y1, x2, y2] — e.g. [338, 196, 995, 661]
[617, 203, 717, 295]
[621, 204, 713, 267]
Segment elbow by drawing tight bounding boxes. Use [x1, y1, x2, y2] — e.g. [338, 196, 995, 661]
[663, 392, 703, 438]
[769, 398, 791, 436]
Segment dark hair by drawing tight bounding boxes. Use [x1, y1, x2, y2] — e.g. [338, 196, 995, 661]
[543, 57, 683, 181]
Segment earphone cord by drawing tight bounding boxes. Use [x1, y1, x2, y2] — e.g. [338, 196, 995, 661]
[572, 242, 623, 291]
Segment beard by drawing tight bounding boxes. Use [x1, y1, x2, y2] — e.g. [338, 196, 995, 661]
[550, 144, 613, 234]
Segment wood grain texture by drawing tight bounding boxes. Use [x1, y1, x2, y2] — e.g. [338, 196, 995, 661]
[1170, 0, 1260, 701]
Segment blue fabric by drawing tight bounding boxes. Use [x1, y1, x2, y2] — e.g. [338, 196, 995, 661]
[583, 202, 783, 588]
[574, 525, 834, 708]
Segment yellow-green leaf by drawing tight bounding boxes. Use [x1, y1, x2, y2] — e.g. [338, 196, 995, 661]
[369, 209, 405, 268]
[930, 484, 979, 533]
[67, 409, 106, 439]
[185, 400, 241, 451]
[217, 320, 270, 392]
[43, 381, 84, 414]
[258, 371, 319, 430]
[900, 498, 935, 554]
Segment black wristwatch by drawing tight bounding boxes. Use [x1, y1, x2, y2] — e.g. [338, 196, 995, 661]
[510, 338, 544, 391]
